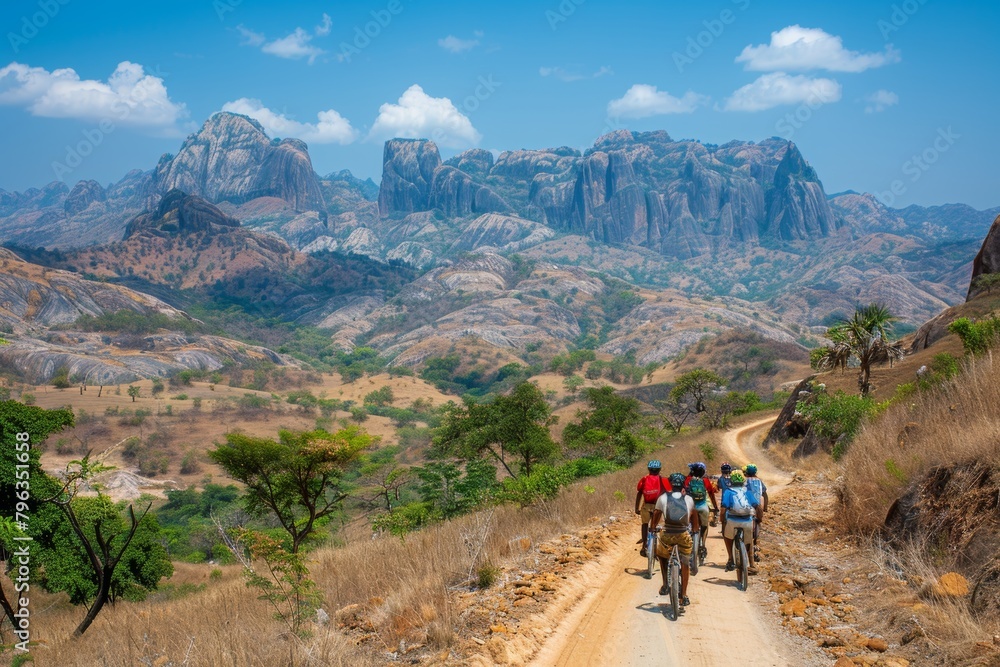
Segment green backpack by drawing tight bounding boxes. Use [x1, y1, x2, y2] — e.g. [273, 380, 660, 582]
[688, 478, 707, 503]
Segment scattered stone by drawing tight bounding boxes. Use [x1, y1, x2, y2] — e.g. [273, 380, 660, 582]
[929, 572, 969, 598]
[866, 637, 888, 652]
[834, 657, 855, 667]
[781, 599, 808, 616]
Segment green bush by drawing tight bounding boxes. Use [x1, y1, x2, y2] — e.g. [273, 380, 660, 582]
[363, 386, 394, 407]
[798, 391, 882, 460]
[494, 465, 573, 507]
[948, 316, 1000, 355]
[477, 564, 500, 589]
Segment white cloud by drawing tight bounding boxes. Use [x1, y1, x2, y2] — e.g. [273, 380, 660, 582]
[0, 61, 188, 131]
[864, 89, 899, 113]
[368, 84, 481, 148]
[236, 24, 265, 47]
[315, 13, 332, 36]
[724, 72, 841, 112]
[438, 34, 480, 53]
[737, 25, 900, 73]
[261, 28, 325, 64]
[540, 65, 613, 82]
[607, 84, 707, 118]
[221, 98, 357, 144]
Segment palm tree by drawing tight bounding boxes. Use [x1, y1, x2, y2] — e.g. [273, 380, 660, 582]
[816, 303, 904, 397]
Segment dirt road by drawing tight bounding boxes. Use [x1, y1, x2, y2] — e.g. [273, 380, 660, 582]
[528, 417, 820, 667]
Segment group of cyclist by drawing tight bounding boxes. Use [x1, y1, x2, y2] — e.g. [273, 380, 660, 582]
[634, 459, 768, 607]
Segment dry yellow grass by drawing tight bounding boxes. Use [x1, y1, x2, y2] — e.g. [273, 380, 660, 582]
[839, 350, 1000, 533]
[20, 430, 716, 666]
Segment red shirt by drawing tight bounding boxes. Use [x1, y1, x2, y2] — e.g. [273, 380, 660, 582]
[637, 474, 666, 503]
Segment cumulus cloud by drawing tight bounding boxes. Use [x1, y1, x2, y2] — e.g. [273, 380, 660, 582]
[237, 17, 330, 64]
[221, 98, 357, 144]
[261, 28, 325, 63]
[607, 84, 707, 118]
[437, 32, 482, 53]
[540, 65, 612, 82]
[864, 89, 899, 113]
[737, 25, 900, 73]
[724, 72, 841, 111]
[0, 61, 188, 131]
[368, 84, 481, 148]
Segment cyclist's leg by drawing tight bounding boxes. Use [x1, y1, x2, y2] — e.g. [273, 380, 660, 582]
[676, 531, 693, 599]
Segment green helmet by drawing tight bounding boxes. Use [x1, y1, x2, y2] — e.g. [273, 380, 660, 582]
[647, 460, 662, 471]
[729, 470, 746, 485]
[668, 472, 685, 490]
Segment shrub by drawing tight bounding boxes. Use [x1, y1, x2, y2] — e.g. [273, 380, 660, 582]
[52, 366, 72, 389]
[948, 316, 1000, 355]
[476, 564, 500, 589]
[798, 391, 882, 460]
[363, 386, 394, 407]
[21, 393, 35, 406]
[180, 451, 201, 475]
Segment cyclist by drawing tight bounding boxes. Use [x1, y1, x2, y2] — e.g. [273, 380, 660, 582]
[721, 470, 762, 576]
[684, 462, 718, 555]
[743, 464, 768, 560]
[717, 462, 734, 534]
[634, 460, 667, 558]
[649, 472, 700, 606]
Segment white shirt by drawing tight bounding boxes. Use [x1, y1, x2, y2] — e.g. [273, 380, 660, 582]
[654, 491, 695, 530]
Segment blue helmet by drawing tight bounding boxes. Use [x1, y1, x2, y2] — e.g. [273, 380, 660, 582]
[647, 460, 662, 472]
[688, 462, 707, 477]
[668, 472, 686, 490]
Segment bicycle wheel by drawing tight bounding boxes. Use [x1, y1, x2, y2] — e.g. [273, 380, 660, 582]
[669, 555, 681, 620]
[646, 531, 656, 579]
[690, 532, 699, 576]
[736, 535, 749, 592]
[698, 528, 708, 567]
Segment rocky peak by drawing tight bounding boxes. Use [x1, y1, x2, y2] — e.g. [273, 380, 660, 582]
[64, 180, 107, 216]
[124, 189, 240, 239]
[444, 148, 495, 177]
[378, 139, 443, 216]
[968, 214, 1000, 300]
[154, 112, 325, 213]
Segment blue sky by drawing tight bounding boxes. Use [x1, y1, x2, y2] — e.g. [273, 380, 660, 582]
[0, 0, 997, 208]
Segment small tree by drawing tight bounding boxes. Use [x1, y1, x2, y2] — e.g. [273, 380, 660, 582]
[210, 427, 373, 553]
[433, 382, 558, 478]
[669, 369, 726, 414]
[815, 303, 903, 397]
[563, 386, 643, 463]
[973, 272, 1000, 295]
[127, 385, 140, 402]
[562, 374, 585, 396]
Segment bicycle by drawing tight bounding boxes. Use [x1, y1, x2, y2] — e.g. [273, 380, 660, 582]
[651, 527, 683, 620]
[690, 530, 700, 575]
[732, 523, 751, 592]
[645, 524, 657, 579]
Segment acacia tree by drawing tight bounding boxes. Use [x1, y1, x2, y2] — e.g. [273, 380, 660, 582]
[815, 303, 904, 397]
[433, 382, 558, 478]
[668, 369, 726, 414]
[210, 426, 373, 553]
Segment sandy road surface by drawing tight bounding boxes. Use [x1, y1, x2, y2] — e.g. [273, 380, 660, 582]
[528, 417, 818, 667]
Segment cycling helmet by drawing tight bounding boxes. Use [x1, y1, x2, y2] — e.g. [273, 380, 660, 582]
[689, 462, 707, 477]
[668, 472, 686, 490]
[744, 464, 758, 476]
[647, 460, 662, 471]
[729, 470, 746, 485]
[720, 462, 733, 474]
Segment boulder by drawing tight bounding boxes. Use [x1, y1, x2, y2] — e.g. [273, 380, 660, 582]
[377, 139, 442, 216]
[968, 214, 1000, 299]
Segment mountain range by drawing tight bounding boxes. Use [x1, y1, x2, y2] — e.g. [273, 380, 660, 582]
[0, 112, 995, 384]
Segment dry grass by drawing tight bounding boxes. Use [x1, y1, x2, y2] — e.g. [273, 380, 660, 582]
[839, 350, 1000, 533]
[19, 430, 714, 666]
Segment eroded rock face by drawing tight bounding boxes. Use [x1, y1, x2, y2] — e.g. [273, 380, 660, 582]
[64, 180, 107, 216]
[375, 131, 839, 259]
[450, 214, 555, 253]
[968, 214, 1000, 299]
[124, 190, 240, 239]
[378, 139, 442, 216]
[154, 112, 326, 212]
